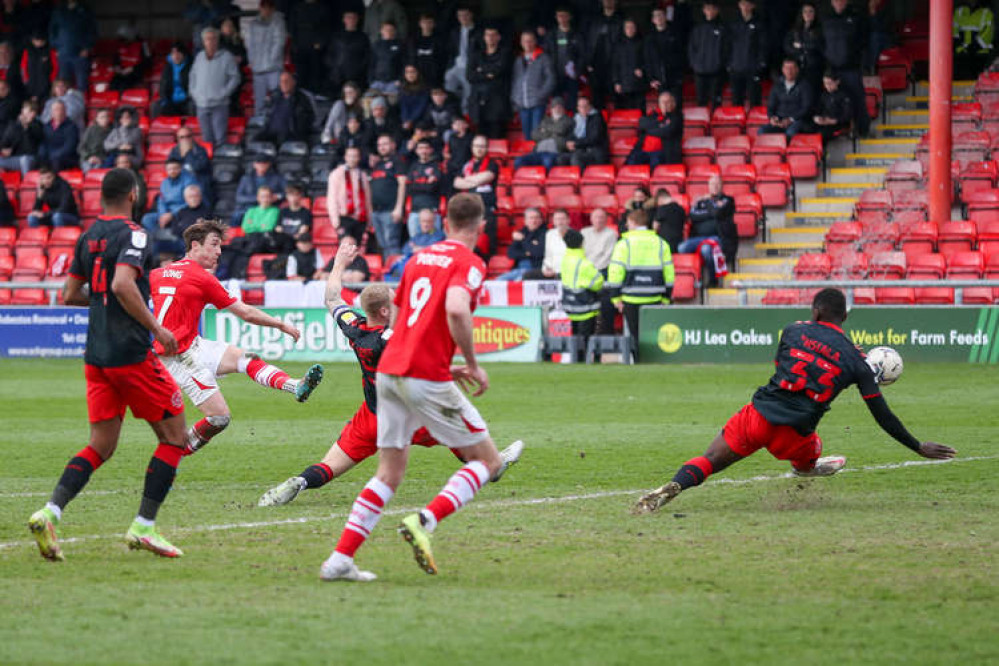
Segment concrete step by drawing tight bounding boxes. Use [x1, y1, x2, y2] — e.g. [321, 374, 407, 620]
[878, 123, 929, 138]
[905, 95, 972, 109]
[705, 288, 766, 306]
[723, 272, 780, 286]
[914, 80, 975, 96]
[887, 109, 929, 124]
[754, 240, 824, 256]
[798, 196, 858, 215]
[845, 152, 914, 167]
[827, 167, 887, 184]
[737, 257, 795, 275]
[766, 227, 829, 244]
[784, 211, 845, 226]
[816, 182, 878, 197]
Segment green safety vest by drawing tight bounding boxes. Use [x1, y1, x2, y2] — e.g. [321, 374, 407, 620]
[560, 248, 604, 321]
[606, 228, 675, 305]
[955, 6, 994, 54]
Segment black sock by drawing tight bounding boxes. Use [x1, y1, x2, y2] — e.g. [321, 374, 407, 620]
[300, 463, 333, 489]
[50, 457, 95, 509]
[671, 456, 714, 490]
[138, 445, 181, 521]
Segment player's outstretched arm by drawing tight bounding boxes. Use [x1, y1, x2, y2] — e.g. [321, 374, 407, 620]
[62, 275, 89, 306]
[226, 300, 301, 342]
[323, 240, 359, 314]
[864, 394, 957, 460]
[446, 286, 488, 396]
[111, 264, 178, 355]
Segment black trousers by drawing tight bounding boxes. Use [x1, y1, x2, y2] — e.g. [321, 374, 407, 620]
[622, 302, 641, 361]
[694, 72, 724, 107]
[832, 67, 870, 136]
[570, 318, 596, 363]
[729, 71, 762, 108]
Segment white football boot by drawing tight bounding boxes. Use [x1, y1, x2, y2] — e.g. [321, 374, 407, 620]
[792, 455, 847, 478]
[320, 556, 377, 582]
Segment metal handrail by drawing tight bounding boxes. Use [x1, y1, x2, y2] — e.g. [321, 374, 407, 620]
[729, 279, 999, 306]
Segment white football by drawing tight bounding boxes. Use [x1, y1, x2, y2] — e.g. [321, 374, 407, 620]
[866, 346, 904, 386]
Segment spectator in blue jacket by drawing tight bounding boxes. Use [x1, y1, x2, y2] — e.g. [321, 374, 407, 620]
[168, 126, 213, 204]
[399, 64, 430, 133]
[48, 0, 96, 92]
[154, 43, 193, 117]
[141, 158, 198, 232]
[231, 153, 285, 226]
[39, 99, 78, 171]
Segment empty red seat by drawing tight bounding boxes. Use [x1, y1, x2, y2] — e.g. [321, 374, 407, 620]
[0, 227, 15, 249]
[12, 253, 48, 280]
[246, 254, 277, 282]
[650, 164, 686, 195]
[787, 134, 823, 179]
[961, 287, 998, 304]
[756, 163, 792, 208]
[722, 164, 757, 197]
[49, 226, 81, 250]
[857, 189, 893, 215]
[954, 131, 991, 168]
[607, 109, 642, 143]
[906, 252, 946, 279]
[710, 105, 747, 139]
[794, 253, 832, 279]
[89, 89, 120, 111]
[762, 288, 808, 305]
[146, 143, 173, 165]
[876, 286, 915, 304]
[946, 250, 985, 278]
[14, 227, 48, 250]
[826, 221, 862, 254]
[861, 221, 901, 253]
[746, 106, 770, 136]
[682, 106, 711, 137]
[899, 221, 938, 261]
[965, 187, 999, 223]
[830, 250, 869, 278]
[733, 193, 763, 238]
[951, 102, 982, 134]
[959, 161, 998, 200]
[750, 133, 786, 169]
[681, 136, 716, 168]
[487, 254, 513, 278]
[10, 288, 48, 305]
[938, 220, 977, 259]
[511, 166, 547, 199]
[580, 164, 615, 198]
[487, 139, 510, 166]
[913, 287, 954, 304]
[868, 251, 907, 279]
[892, 189, 929, 217]
[0, 254, 13, 278]
[885, 159, 923, 193]
[877, 47, 912, 92]
[672, 253, 701, 301]
[545, 166, 581, 196]
[121, 87, 150, 111]
[978, 219, 999, 258]
[716, 135, 751, 169]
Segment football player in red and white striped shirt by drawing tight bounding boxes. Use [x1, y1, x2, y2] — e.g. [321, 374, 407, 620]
[320, 193, 518, 582]
[150, 219, 324, 455]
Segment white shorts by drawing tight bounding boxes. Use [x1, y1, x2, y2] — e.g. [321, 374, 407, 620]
[375, 373, 490, 450]
[160, 336, 229, 406]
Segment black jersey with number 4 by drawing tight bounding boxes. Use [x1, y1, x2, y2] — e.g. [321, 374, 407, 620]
[331, 304, 391, 412]
[752, 320, 881, 435]
[68, 216, 155, 367]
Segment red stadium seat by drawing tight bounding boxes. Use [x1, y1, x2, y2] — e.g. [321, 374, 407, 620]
[14, 227, 48, 250]
[965, 188, 999, 223]
[48, 226, 82, 253]
[487, 254, 513, 278]
[614, 164, 651, 202]
[877, 47, 912, 92]
[672, 253, 702, 302]
[978, 220, 999, 259]
[607, 109, 642, 144]
[580, 164, 615, 198]
[856, 189, 893, 215]
[545, 166, 581, 197]
[886, 160, 923, 193]
[750, 133, 787, 170]
[892, 189, 929, 218]
[794, 253, 833, 280]
[723, 164, 757, 197]
[0, 227, 15, 249]
[961, 287, 998, 304]
[711, 105, 747, 139]
[825, 221, 862, 255]
[682, 106, 710, 138]
[830, 251, 868, 278]
[650, 164, 686, 195]
[986, 252, 999, 278]
[88, 89, 120, 111]
[581, 192, 620, 217]
[146, 142, 173, 165]
[733, 193, 763, 238]
[861, 221, 900, 253]
[756, 163, 792, 208]
[0, 254, 13, 278]
[906, 252, 946, 279]
[681, 136, 716, 168]
[609, 137, 636, 167]
[12, 253, 48, 280]
[876, 286, 915, 304]
[786, 134, 823, 179]
[953, 131, 991, 168]
[868, 251, 907, 279]
[511, 166, 547, 199]
[958, 161, 998, 200]
[946, 250, 985, 278]
[120, 88, 150, 114]
[761, 288, 806, 305]
[10, 288, 48, 305]
[246, 254, 277, 282]
[746, 106, 770, 136]
[951, 102, 982, 135]
[938, 220, 978, 259]
[716, 135, 751, 169]
[914, 287, 955, 304]
[486, 139, 510, 166]
[899, 222, 938, 261]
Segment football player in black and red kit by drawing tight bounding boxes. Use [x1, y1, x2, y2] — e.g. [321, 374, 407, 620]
[258, 239, 522, 508]
[28, 169, 190, 560]
[635, 288, 956, 513]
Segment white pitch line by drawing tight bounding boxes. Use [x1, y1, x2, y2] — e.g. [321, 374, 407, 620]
[1, 455, 996, 553]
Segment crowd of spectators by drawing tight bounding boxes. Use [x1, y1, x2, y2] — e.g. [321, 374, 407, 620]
[0, 0, 934, 286]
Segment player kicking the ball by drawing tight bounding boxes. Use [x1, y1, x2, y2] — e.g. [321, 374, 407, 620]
[150, 219, 324, 455]
[29, 169, 189, 560]
[635, 288, 957, 513]
[319, 193, 511, 582]
[258, 239, 522, 508]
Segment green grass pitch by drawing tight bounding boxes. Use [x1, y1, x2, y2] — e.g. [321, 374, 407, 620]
[1, 359, 997, 665]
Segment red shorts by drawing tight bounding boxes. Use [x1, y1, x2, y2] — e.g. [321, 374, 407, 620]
[85, 352, 184, 423]
[723, 403, 822, 469]
[337, 402, 438, 462]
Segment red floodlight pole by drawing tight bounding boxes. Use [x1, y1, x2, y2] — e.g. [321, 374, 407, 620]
[928, 0, 954, 226]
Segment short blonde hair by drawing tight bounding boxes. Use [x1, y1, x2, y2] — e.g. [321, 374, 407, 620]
[359, 284, 393, 319]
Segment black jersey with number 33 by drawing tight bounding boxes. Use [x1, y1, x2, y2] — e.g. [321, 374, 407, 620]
[68, 216, 155, 367]
[752, 321, 881, 435]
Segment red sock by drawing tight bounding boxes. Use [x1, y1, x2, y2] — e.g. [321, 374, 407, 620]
[78, 445, 105, 471]
[334, 478, 394, 558]
[671, 455, 714, 490]
[424, 461, 491, 527]
[245, 358, 291, 390]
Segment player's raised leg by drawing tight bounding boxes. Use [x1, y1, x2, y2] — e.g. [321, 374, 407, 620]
[217, 346, 323, 403]
[260, 444, 359, 507]
[634, 431, 745, 514]
[182, 390, 232, 455]
[28, 416, 123, 562]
